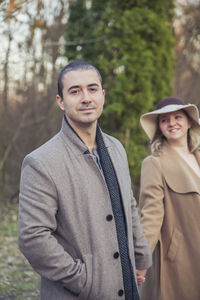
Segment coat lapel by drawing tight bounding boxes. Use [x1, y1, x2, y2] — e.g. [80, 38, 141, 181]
[105, 137, 131, 220]
[160, 142, 200, 194]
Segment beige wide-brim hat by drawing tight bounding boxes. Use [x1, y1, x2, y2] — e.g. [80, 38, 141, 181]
[140, 97, 200, 140]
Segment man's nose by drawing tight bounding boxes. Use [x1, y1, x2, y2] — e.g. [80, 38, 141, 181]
[81, 90, 92, 103]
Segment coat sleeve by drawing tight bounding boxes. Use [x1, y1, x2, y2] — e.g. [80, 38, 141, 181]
[18, 155, 89, 296]
[139, 156, 165, 253]
[131, 191, 152, 270]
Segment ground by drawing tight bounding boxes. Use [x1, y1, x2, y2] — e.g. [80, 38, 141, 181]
[0, 204, 40, 300]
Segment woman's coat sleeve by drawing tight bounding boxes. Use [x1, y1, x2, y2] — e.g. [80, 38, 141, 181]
[139, 156, 165, 253]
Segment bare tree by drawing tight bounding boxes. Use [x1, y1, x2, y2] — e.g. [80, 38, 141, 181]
[0, 0, 70, 202]
[174, 0, 200, 108]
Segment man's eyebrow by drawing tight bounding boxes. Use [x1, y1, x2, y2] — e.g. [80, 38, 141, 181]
[68, 85, 80, 92]
[67, 83, 100, 92]
[88, 83, 99, 87]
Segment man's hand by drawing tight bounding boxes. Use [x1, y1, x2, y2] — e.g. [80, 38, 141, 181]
[136, 269, 146, 286]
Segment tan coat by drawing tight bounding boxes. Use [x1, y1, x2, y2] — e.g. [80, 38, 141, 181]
[139, 142, 200, 300]
[18, 118, 152, 300]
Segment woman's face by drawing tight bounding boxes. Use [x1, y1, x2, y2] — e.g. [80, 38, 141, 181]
[158, 110, 191, 144]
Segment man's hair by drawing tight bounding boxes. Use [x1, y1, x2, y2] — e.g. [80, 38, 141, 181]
[57, 61, 102, 99]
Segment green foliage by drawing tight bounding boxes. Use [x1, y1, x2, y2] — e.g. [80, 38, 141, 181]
[65, 0, 175, 192]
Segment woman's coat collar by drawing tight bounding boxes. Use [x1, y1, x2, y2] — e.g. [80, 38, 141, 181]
[159, 142, 200, 194]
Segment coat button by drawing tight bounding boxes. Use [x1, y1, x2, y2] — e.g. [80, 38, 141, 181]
[106, 214, 113, 221]
[113, 252, 119, 259]
[118, 289, 124, 296]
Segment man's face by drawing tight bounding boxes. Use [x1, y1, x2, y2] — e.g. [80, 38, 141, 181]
[56, 69, 105, 130]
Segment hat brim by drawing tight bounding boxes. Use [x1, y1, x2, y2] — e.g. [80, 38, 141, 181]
[140, 104, 200, 140]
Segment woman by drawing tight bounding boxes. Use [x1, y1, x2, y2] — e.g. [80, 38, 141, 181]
[139, 97, 200, 300]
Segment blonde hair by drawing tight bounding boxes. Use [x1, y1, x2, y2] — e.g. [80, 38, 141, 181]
[151, 112, 200, 156]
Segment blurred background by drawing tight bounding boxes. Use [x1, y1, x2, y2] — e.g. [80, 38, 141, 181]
[0, 0, 200, 298]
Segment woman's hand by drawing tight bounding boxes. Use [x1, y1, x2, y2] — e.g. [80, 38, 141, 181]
[136, 269, 146, 286]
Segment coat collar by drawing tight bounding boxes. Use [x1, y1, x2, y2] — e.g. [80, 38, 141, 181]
[159, 142, 200, 194]
[60, 117, 111, 155]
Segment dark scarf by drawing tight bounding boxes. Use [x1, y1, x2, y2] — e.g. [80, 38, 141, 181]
[96, 125, 140, 300]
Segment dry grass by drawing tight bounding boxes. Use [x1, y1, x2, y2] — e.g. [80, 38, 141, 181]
[0, 204, 40, 299]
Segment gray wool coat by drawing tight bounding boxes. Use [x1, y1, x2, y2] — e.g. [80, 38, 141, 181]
[18, 118, 152, 300]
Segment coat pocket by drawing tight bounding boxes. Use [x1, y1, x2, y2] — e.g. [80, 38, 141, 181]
[166, 228, 183, 261]
[62, 254, 93, 299]
[78, 254, 93, 300]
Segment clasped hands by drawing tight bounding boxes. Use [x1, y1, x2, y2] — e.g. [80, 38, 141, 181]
[136, 269, 146, 286]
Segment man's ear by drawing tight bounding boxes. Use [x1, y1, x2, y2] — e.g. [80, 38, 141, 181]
[56, 95, 65, 111]
[102, 89, 105, 105]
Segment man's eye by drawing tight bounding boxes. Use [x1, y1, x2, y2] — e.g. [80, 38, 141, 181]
[161, 119, 167, 123]
[70, 90, 79, 94]
[89, 88, 97, 92]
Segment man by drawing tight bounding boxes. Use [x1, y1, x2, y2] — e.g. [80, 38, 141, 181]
[18, 61, 152, 300]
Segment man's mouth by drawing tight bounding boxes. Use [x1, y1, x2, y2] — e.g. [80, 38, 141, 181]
[78, 106, 96, 112]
